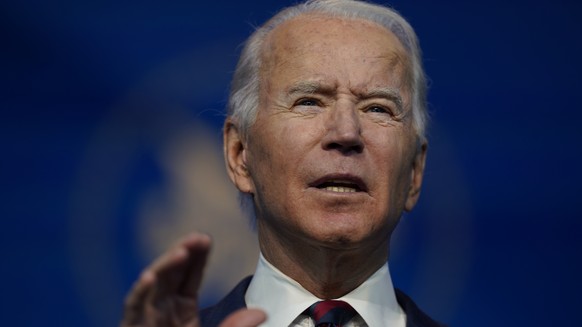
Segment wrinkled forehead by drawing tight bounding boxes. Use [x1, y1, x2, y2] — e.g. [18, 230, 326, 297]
[267, 15, 407, 57]
[260, 14, 413, 95]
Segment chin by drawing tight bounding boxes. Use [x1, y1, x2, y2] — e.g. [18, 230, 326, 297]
[306, 223, 370, 249]
[324, 234, 358, 247]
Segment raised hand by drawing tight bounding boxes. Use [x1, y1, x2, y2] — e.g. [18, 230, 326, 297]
[120, 232, 265, 327]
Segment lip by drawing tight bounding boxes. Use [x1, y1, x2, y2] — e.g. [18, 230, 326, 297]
[308, 173, 368, 193]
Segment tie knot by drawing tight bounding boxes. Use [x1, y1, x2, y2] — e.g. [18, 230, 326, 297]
[307, 300, 357, 327]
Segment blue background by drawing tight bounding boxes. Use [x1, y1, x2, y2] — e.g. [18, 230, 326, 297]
[2, 0, 581, 326]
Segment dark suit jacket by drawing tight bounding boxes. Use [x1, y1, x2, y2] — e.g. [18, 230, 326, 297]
[200, 276, 445, 327]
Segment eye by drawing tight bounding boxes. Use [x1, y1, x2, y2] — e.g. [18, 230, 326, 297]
[366, 105, 391, 115]
[296, 98, 320, 106]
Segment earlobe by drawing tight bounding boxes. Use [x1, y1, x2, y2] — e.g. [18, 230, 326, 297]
[223, 119, 254, 194]
[404, 141, 427, 212]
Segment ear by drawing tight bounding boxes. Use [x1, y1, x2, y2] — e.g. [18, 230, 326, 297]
[223, 118, 254, 194]
[404, 141, 427, 212]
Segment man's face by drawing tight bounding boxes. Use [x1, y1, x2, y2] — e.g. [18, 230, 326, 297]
[228, 16, 426, 250]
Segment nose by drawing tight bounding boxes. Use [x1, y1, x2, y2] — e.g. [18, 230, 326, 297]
[322, 102, 364, 154]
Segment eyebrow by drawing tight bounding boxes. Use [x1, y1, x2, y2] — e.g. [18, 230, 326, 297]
[359, 87, 404, 112]
[286, 81, 404, 112]
[286, 81, 336, 97]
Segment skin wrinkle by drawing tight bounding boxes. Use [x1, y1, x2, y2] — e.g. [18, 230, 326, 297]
[228, 14, 427, 299]
[286, 80, 405, 110]
[263, 22, 412, 126]
[286, 82, 408, 124]
[234, 8, 427, 142]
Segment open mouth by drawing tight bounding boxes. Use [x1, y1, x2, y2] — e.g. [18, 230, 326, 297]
[310, 175, 367, 193]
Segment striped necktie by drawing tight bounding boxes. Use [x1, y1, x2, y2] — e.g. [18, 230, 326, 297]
[306, 300, 357, 327]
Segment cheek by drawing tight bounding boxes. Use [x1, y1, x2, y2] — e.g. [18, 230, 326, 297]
[390, 147, 416, 207]
[276, 118, 323, 159]
[370, 134, 413, 197]
[246, 123, 297, 190]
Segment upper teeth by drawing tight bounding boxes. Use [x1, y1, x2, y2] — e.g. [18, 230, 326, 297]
[325, 186, 356, 193]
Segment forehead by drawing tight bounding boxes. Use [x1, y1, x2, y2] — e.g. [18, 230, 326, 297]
[269, 14, 404, 47]
[261, 15, 410, 90]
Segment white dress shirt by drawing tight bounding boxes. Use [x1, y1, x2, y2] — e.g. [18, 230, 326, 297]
[245, 253, 406, 327]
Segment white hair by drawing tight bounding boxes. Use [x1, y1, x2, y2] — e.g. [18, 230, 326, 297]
[227, 0, 428, 223]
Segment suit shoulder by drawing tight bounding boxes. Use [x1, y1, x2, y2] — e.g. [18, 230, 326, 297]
[200, 276, 253, 327]
[395, 289, 447, 327]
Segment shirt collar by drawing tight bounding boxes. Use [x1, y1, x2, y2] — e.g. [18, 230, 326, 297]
[245, 253, 405, 327]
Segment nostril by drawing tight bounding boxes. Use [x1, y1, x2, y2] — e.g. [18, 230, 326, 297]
[325, 141, 363, 154]
[326, 142, 342, 150]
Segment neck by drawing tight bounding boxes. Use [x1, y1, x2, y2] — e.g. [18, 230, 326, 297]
[257, 222, 389, 299]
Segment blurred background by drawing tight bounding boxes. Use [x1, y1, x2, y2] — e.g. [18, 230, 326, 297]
[1, 0, 581, 326]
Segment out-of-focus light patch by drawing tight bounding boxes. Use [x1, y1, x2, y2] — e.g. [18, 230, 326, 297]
[137, 122, 258, 303]
[68, 39, 253, 325]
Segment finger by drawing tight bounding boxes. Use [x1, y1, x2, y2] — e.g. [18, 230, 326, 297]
[122, 232, 212, 326]
[148, 233, 209, 275]
[177, 233, 211, 297]
[123, 249, 187, 326]
[121, 270, 156, 325]
[219, 309, 267, 327]
[149, 233, 211, 300]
